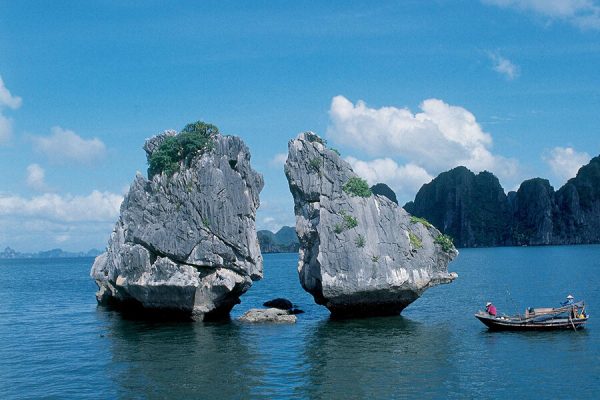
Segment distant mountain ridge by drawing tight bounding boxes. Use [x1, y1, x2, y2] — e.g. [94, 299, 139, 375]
[257, 226, 300, 253]
[0, 247, 102, 259]
[404, 155, 600, 248]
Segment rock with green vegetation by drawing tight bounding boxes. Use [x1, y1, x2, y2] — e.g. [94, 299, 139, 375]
[409, 232, 422, 249]
[342, 213, 358, 229]
[285, 132, 457, 318]
[343, 177, 372, 197]
[410, 216, 433, 228]
[146, 122, 218, 179]
[91, 123, 264, 321]
[434, 234, 454, 252]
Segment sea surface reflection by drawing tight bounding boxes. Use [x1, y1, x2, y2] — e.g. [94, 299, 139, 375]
[299, 317, 455, 399]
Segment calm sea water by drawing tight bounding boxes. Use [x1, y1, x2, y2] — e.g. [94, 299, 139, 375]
[1, 246, 599, 399]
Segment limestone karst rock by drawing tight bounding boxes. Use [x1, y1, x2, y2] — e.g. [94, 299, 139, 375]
[405, 156, 600, 247]
[403, 167, 512, 247]
[91, 125, 263, 320]
[285, 132, 457, 317]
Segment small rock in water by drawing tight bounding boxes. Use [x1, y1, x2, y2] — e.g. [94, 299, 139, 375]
[238, 308, 297, 323]
[263, 298, 293, 310]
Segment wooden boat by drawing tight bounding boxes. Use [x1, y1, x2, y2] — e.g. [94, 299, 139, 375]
[475, 301, 589, 331]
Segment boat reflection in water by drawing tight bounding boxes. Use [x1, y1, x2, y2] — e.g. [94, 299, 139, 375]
[475, 301, 589, 331]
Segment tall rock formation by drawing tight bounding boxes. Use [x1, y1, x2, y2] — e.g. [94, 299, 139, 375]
[510, 178, 555, 245]
[405, 156, 600, 247]
[553, 155, 600, 244]
[370, 183, 398, 204]
[404, 167, 511, 247]
[285, 132, 457, 318]
[90, 125, 264, 320]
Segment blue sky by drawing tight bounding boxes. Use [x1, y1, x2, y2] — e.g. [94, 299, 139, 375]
[1, 0, 599, 251]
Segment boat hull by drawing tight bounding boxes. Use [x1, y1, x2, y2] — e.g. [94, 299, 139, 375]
[475, 314, 588, 331]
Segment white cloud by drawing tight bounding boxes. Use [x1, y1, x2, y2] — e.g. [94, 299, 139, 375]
[0, 75, 21, 145]
[26, 164, 49, 192]
[260, 216, 280, 232]
[0, 216, 116, 252]
[256, 198, 295, 232]
[543, 146, 591, 184]
[345, 157, 434, 203]
[31, 126, 107, 164]
[269, 152, 288, 167]
[55, 234, 70, 243]
[488, 52, 520, 80]
[483, 0, 600, 29]
[0, 75, 22, 110]
[0, 190, 123, 222]
[327, 95, 518, 181]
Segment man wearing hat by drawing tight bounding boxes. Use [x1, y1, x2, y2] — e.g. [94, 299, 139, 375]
[485, 302, 497, 316]
[562, 294, 575, 306]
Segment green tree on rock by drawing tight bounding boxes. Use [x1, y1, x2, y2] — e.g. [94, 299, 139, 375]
[148, 121, 218, 178]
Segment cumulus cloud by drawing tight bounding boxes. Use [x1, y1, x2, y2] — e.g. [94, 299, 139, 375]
[0, 75, 22, 145]
[488, 52, 520, 80]
[31, 126, 107, 164]
[269, 152, 288, 167]
[327, 96, 518, 180]
[26, 164, 49, 192]
[483, 0, 600, 29]
[0, 75, 22, 109]
[345, 157, 434, 202]
[0, 190, 123, 222]
[543, 146, 591, 184]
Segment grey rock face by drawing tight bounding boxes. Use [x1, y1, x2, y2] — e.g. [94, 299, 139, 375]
[238, 308, 297, 323]
[91, 130, 264, 320]
[285, 132, 457, 317]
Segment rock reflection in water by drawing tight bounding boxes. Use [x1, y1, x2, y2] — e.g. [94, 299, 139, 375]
[299, 317, 456, 399]
[101, 309, 260, 399]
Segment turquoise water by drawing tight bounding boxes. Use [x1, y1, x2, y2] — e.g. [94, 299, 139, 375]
[1, 246, 599, 399]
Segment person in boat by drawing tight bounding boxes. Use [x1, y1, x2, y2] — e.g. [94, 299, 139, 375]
[562, 294, 575, 306]
[485, 302, 497, 316]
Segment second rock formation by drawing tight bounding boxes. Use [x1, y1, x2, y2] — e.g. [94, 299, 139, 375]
[285, 132, 457, 317]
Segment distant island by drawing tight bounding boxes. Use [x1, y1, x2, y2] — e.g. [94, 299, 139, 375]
[404, 155, 600, 248]
[257, 226, 300, 253]
[0, 247, 102, 259]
